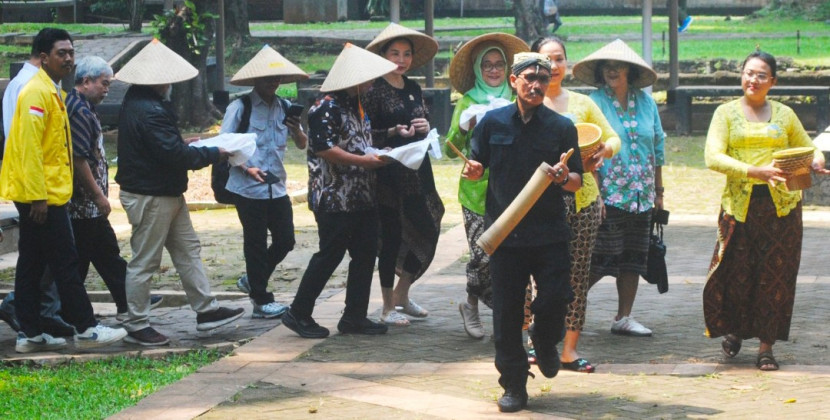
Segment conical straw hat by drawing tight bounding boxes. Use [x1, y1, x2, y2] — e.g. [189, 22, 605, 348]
[230, 45, 309, 86]
[365, 22, 439, 71]
[320, 43, 397, 93]
[449, 33, 529, 93]
[115, 38, 198, 85]
[571, 39, 657, 88]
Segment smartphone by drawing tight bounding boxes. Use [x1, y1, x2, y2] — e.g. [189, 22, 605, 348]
[262, 172, 280, 185]
[282, 103, 304, 124]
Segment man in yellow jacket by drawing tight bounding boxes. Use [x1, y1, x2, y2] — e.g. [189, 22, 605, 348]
[0, 28, 127, 353]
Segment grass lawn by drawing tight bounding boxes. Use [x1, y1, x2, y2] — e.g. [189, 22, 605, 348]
[0, 350, 224, 419]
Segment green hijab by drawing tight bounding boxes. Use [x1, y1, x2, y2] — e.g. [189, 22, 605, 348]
[466, 46, 512, 104]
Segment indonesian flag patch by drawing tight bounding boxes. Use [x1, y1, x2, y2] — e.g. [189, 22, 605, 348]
[29, 106, 44, 117]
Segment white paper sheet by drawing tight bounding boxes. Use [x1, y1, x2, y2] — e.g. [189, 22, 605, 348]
[190, 133, 257, 166]
[459, 97, 513, 131]
[365, 130, 441, 171]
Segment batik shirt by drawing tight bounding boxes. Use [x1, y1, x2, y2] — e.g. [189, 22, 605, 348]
[307, 91, 376, 213]
[66, 88, 108, 219]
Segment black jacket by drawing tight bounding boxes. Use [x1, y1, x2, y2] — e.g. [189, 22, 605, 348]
[115, 85, 220, 196]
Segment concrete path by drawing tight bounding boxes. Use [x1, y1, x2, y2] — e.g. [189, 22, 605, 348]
[92, 215, 830, 419]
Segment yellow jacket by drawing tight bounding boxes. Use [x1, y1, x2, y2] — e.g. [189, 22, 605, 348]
[0, 69, 73, 205]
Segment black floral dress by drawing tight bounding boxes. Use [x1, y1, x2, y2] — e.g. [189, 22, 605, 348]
[361, 76, 445, 285]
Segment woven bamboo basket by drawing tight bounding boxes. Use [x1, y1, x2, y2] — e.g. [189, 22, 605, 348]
[772, 147, 815, 190]
[575, 122, 602, 162]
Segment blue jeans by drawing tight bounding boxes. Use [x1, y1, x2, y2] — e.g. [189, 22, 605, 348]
[14, 203, 97, 337]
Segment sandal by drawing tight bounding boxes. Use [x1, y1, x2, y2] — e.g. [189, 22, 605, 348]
[527, 348, 537, 365]
[381, 311, 410, 326]
[721, 334, 742, 358]
[397, 299, 428, 318]
[561, 358, 596, 373]
[756, 351, 779, 371]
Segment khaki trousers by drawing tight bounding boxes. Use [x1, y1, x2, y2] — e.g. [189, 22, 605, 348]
[120, 191, 218, 332]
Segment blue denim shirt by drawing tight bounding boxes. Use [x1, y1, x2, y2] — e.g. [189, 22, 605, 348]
[220, 90, 290, 199]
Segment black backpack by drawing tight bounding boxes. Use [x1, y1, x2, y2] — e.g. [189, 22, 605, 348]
[211, 95, 252, 204]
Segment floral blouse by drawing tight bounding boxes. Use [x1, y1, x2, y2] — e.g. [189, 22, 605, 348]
[590, 86, 666, 213]
[705, 99, 820, 222]
[306, 92, 376, 213]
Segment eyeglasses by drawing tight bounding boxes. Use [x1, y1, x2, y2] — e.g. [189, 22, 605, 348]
[742, 70, 771, 82]
[481, 62, 506, 72]
[518, 73, 551, 85]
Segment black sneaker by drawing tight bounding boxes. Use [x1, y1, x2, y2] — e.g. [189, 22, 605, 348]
[529, 326, 560, 378]
[337, 317, 388, 335]
[282, 309, 329, 339]
[124, 327, 170, 346]
[497, 389, 528, 413]
[196, 307, 244, 331]
[41, 316, 76, 337]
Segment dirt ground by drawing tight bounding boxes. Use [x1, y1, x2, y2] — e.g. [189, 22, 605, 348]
[0, 168, 462, 299]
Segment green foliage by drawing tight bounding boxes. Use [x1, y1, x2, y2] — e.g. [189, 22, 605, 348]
[0, 350, 225, 419]
[86, 0, 130, 20]
[748, 0, 830, 21]
[152, 0, 218, 56]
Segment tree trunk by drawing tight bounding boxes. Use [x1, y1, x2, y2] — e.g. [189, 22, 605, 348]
[160, 3, 221, 128]
[513, 0, 547, 43]
[224, 0, 250, 38]
[129, 0, 145, 32]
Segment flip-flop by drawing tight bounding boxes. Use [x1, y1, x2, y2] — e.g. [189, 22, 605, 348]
[381, 311, 410, 326]
[756, 351, 779, 371]
[561, 358, 596, 373]
[721, 335, 742, 358]
[397, 299, 428, 318]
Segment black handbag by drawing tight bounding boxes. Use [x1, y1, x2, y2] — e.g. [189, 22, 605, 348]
[644, 212, 669, 294]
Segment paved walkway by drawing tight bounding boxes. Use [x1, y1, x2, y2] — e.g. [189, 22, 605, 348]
[49, 215, 822, 419]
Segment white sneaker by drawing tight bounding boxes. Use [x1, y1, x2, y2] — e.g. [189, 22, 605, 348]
[15, 332, 67, 353]
[459, 302, 485, 339]
[74, 324, 128, 349]
[611, 316, 652, 337]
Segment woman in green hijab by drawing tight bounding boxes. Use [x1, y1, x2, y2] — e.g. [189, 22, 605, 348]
[444, 33, 529, 339]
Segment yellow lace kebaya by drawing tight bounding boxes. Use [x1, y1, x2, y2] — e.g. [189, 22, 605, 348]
[704, 99, 822, 222]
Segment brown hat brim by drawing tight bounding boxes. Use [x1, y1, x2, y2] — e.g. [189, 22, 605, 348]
[449, 33, 529, 93]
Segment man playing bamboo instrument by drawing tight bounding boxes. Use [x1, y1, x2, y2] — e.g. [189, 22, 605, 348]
[462, 52, 582, 413]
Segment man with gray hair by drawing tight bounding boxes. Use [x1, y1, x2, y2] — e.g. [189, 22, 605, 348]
[66, 56, 162, 323]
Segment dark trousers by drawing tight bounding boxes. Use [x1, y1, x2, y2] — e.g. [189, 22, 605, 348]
[490, 243, 573, 391]
[291, 210, 377, 321]
[72, 216, 128, 313]
[235, 195, 295, 305]
[14, 203, 97, 337]
[377, 194, 438, 288]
